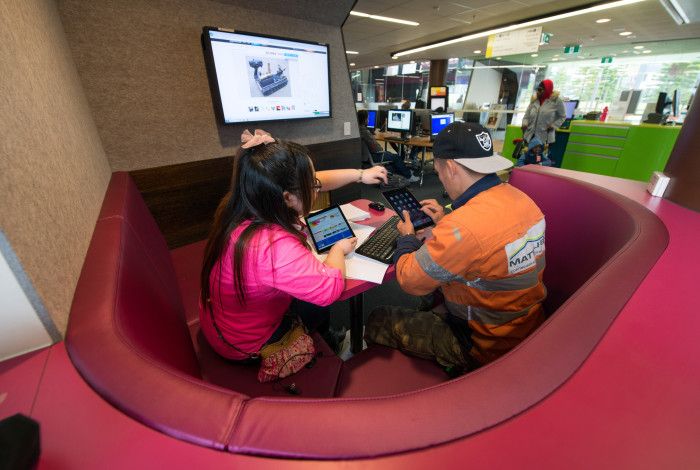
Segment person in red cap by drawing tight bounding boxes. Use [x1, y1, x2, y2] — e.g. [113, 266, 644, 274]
[365, 122, 547, 374]
[521, 79, 566, 145]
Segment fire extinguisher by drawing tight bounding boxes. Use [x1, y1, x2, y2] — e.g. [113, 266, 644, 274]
[600, 106, 608, 122]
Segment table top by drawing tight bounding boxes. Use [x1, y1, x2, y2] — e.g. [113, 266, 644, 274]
[338, 199, 397, 301]
[375, 132, 433, 148]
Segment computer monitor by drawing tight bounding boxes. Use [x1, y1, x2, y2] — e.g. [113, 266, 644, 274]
[671, 89, 679, 117]
[430, 97, 446, 111]
[564, 100, 579, 119]
[413, 108, 432, 133]
[377, 105, 396, 132]
[386, 109, 413, 137]
[430, 113, 454, 139]
[366, 110, 377, 130]
[655, 92, 671, 114]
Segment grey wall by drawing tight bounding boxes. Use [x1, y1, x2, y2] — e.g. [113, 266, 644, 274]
[0, 0, 112, 335]
[57, 0, 359, 171]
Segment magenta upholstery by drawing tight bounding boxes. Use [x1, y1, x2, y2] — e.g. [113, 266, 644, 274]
[170, 240, 344, 398]
[66, 169, 668, 459]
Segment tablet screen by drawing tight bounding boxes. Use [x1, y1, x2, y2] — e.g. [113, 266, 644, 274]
[382, 188, 435, 231]
[305, 205, 355, 253]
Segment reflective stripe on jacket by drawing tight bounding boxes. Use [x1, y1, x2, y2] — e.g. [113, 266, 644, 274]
[396, 183, 546, 364]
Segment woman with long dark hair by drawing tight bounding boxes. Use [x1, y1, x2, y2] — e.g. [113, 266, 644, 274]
[199, 130, 388, 360]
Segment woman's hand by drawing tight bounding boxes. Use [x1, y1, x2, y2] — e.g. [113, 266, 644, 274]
[420, 199, 445, 223]
[361, 166, 388, 185]
[324, 237, 357, 277]
[333, 237, 358, 256]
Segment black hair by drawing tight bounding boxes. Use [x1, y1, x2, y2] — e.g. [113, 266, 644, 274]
[200, 140, 315, 308]
[357, 109, 368, 126]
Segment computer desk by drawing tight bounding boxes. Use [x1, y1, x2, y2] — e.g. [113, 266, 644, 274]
[340, 199, 397, 352]
[375, 132, 434, 187]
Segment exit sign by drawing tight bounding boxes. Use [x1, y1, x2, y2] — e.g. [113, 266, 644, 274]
[564, 44, 581, 54]
[601, 56, 613, 63]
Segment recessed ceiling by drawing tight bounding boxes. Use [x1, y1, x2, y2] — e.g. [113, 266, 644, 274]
[343, 0, 700, 69]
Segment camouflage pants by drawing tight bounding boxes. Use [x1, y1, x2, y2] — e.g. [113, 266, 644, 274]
[365, 305, 472, 369]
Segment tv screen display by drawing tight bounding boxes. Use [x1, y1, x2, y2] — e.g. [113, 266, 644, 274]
[564, 100, 578, 119]
[202, 27, 331, 124]
[431, 113, 454, 136]
[430, 97, 446, 111]
[366, 110, 377, 129]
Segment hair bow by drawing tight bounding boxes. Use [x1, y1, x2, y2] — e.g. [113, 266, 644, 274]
[241, 129, 275, 149]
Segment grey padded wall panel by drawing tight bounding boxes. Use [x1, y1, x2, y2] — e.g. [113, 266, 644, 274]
[1, 0, 112, 335]
[57, 0, 359, 172]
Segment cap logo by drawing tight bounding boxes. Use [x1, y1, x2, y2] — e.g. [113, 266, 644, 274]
[475, 132, 492, 151]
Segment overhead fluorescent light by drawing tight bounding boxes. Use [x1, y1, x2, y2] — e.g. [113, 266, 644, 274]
[350, 11, 420, 26]
[659, 0, 693, 24]
[619, 31, 633, 35]
[349, 63, 356, 66]
[346, 50, 359, 54]
[392, 0, 645, 58]
[596, 18, 611, 23]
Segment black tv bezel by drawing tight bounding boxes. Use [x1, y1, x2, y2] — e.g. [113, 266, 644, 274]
[386, 109, 413, 133]
[201, 26, 332, 125]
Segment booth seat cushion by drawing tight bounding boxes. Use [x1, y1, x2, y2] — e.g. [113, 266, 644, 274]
[171, 238, 343, 398]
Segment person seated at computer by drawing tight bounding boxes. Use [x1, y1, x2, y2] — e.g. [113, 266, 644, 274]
[521, 79, 566, 145]
[358, 110, 419, 183]
[199, 129, 389, 362]
[515, 137, 552, 167]
[365, 123, 547, 374]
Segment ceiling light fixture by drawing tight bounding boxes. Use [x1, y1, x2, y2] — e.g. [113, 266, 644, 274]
[619, 31, 632, 36]
[350, 11, 420, 26]
[346, 51, 359, 54]
[643, 50, 651, 53]
[350, 63, 356, 66]
[531, 53, 538, 57]
[474, 50, 482, 53]
[391, 0, 645, 58]
[596, 18, 611, 23]
[659, 0, 692, 25]
[634, 45, 645, 49]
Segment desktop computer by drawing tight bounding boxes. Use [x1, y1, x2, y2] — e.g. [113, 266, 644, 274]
[386, 109, 413, 139]
[430, 113, 454, 140]
[413, 108, 432, 134]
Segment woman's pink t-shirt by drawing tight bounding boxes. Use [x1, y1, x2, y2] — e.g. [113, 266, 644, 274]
[199, 221, 344, 360]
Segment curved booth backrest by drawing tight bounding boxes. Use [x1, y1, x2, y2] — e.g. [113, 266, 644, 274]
[66, 169, 669, 458]
[66, 173, 244, 449]
[510, 169, 639, 313]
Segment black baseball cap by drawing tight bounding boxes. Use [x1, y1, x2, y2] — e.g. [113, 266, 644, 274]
[432, 122, 513, 174]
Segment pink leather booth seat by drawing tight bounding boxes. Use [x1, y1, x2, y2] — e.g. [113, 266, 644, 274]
[66, 169, 668, 459]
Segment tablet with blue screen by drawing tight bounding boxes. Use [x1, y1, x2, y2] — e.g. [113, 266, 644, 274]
[304, 205, 356, 253]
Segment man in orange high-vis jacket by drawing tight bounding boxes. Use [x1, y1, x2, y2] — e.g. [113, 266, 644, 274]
[365, 122, 546, 372]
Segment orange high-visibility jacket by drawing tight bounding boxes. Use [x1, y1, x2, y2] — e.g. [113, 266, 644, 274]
[396, 183, 546, 365]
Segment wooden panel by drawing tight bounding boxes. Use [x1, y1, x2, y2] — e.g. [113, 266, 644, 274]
[129, 138, 361, 248]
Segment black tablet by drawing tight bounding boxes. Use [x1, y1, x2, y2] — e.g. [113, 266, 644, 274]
[304, 205, 356, 253]
[382, 188, 435, 231]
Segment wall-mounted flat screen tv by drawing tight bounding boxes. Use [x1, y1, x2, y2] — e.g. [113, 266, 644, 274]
[201, 27, 331, 124]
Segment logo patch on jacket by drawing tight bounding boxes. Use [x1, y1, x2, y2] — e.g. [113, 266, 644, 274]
[505, 219, 545, 274]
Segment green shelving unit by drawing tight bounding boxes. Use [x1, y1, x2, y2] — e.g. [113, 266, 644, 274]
[560, 121, 680, 181]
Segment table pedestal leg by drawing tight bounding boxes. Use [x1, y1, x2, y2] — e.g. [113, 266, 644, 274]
[350, 294, 364, 354]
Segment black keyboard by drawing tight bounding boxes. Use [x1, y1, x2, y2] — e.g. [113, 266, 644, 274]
[355, 215, 401, 264]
